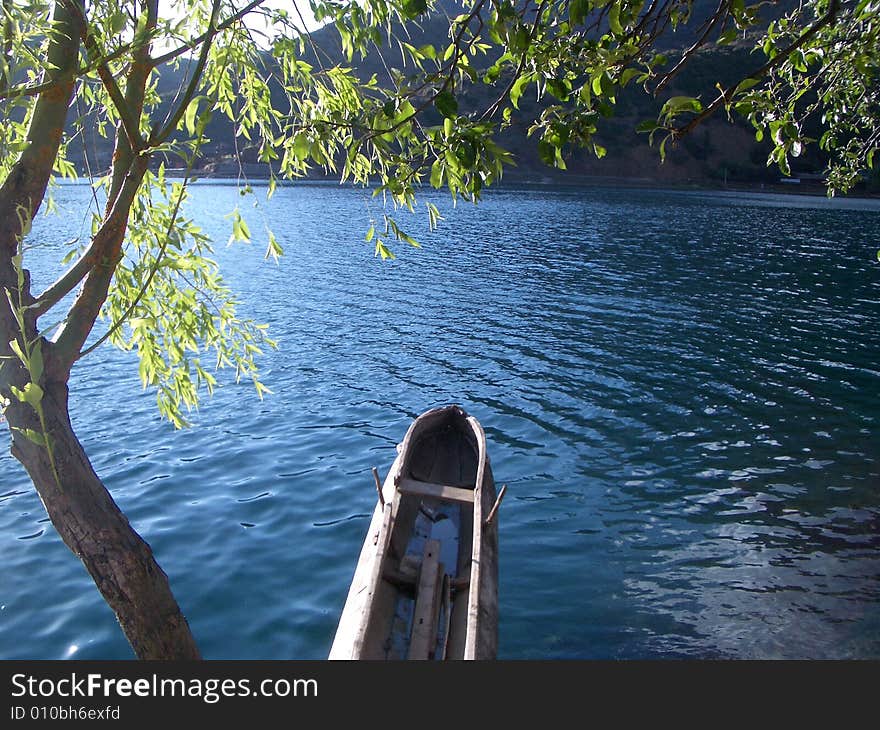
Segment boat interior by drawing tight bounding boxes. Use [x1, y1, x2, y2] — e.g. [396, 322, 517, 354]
[362, 410, 481, 660]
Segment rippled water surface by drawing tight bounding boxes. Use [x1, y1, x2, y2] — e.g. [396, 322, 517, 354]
[2, 183, 878, 659]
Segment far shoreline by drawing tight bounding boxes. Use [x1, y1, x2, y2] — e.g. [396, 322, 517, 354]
[57, 169, 880, 206]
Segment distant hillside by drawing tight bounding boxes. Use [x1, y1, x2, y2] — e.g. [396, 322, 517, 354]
[64, 2, 877, 193]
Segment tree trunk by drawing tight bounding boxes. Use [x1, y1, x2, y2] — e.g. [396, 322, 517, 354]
[5, 372, 201, 660]
[0, 0, 200, 661]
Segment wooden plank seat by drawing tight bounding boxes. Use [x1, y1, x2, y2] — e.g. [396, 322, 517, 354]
[397, 477, 475, 504]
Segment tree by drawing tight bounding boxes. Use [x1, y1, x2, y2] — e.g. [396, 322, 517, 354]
[1, 0, 876, 659]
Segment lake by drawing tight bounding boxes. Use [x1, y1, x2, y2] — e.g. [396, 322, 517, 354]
[1, 182, 878, 659]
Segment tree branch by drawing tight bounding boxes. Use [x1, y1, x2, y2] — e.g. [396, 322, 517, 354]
[479, 6, 544, 122]
[0, 0, 12, 96]
[46, 1, 164, 368]
[104, 0, 158, 212]
[0, 0, 82, 266]
[0, 78, 60, 102]
[149, 0, 266, 68]
[31, 243, 101, 317]
[673, 0, 842, 138]
[51, 155, 150, 370]
[654, 0, 729, 94]
[152, 0, 222, 145]
[79, 127, 206, 360]
[0, 21, 169, 102]
[66, 1, 144, 154]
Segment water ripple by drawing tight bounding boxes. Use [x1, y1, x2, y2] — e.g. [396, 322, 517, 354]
[2, 183, 878, 659]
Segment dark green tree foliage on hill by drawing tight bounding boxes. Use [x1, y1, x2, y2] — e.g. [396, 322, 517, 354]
[0, 0, 876, 658]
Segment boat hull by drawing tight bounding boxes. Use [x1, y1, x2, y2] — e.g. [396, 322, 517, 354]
[329, 405, 498, 660]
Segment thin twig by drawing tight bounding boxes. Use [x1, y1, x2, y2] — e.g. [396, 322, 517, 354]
[65, 1, 145, 152]
[654, 0, 730, 93]
[673, 0, 842, 137]
[77, 127, 208, 360]
[150, 0, 266, 67]
[152, 0, 222, 145]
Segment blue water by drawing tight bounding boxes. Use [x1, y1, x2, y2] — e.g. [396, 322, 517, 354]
[2, 182, 878, 659]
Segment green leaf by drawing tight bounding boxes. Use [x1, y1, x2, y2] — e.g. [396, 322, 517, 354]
[620, 68, 640, 86]
[60, 246, 80, 265]
[772, 124, 785, 145]
[430, 160, 444, 188]
[650, 53, 668, 68]
[435, 91, 458, 119]
[791, 49, 808, 73]
[427, 202, 442, 230]
[109, 11, 127, 35]
[28, 340, 43, 383]
[292, 133, 310, 161]
[546, 78, 571, 102]
[401, 0, 427, 19]
[21, 382, 43, 409]
[393, 100, 416, 125]
[511, 27, 530, 53]
[17, 428, 47, 447]
[184, 103, 197, 136]
[265, 231, 283, 261]
[11, 254, 24, 289]
[8, 338, 26, 366]
[11, 382, 43, 409]
[609, 3, 623, 34]
[510, 74, 530, 109]
[569, 0, 589, 25]
[734, 77, 761, 96]
[661, 96, 704, 117]
[227, 209, 251, 244]
[455, 140, 476, 168]
[375, 239, 395, 260]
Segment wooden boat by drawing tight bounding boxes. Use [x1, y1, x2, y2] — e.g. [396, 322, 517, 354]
[329, 405, 504, 660]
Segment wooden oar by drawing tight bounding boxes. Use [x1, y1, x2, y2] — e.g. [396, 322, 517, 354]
[484, 484, 507, 526]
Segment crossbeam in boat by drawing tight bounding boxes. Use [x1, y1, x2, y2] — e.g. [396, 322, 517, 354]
[397, 478, 475, 504]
